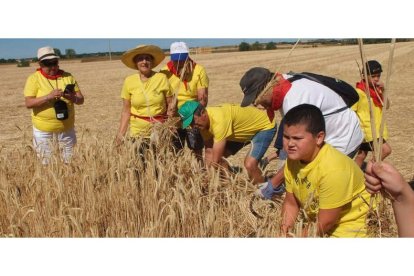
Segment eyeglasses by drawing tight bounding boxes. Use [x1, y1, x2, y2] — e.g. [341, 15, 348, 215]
[134, 55, 153, 62]
[41, 59, 59, 67]
[370, 74, 381, 78]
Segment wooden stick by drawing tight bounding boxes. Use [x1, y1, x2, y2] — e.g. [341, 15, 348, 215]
[358, 38, 378, 161]
[377, 38, 396, 162]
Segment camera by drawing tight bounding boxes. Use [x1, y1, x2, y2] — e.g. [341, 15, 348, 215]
[64, 84, 75, 95]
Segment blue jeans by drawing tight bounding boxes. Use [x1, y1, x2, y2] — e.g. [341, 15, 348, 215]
[249, 125, 277, 161]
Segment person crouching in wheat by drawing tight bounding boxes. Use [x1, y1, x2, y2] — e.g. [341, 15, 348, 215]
[281, 104, 370, 237]
[160, 42, 209, 162]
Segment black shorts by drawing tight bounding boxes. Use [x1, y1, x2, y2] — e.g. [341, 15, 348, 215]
[173, 128, 204, 151]
[359, 139, 387, 152]
[226, 141, 250, 156]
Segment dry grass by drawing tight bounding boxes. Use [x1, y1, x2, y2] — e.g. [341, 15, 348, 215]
[1, 42, 413, 237]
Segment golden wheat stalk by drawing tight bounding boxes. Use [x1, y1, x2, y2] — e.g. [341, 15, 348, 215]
[377, 39, 396, 162]
[254, 39, 301, 106]
[358, 38, 379, 160]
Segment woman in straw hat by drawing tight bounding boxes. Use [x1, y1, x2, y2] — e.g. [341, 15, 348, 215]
[24, 46, 84, 164]
[116, 44, 174, 147]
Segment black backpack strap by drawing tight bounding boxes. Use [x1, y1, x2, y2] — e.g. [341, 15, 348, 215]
[286, 72, 349, 117]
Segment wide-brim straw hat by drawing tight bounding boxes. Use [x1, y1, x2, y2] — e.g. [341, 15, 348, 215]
[121, 44, 165, 69]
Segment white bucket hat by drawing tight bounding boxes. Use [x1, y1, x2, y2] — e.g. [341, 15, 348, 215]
[37, 46, 60, 61]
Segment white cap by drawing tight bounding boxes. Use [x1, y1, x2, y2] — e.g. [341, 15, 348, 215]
[170, 42, 189, 54]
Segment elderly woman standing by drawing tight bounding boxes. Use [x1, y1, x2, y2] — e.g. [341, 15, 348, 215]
[24, 46, 84, 164]
[116, 45, 173, 147]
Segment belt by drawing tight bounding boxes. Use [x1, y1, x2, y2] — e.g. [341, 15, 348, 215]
[130, 113, 167, 123]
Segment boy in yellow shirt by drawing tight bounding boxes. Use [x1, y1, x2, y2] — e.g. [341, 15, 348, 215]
[352, 60, 391, 169]
[178, 101, 277, 184]
[281, 104, 370, 237]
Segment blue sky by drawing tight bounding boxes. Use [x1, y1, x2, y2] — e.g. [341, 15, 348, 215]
[0, 38, 297, 60]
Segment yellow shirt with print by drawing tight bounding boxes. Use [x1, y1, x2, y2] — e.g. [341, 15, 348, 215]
[284, 143, 370, 237]
[24, 71, 80, 132]
[160, 64, 209, 108]
[352, 88, 388, 142]
[121, 72, 173, 137]
[201, 104, 276, 143]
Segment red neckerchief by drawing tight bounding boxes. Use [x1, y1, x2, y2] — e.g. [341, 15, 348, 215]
[267, 74, 292, 120]
[356, 80, 383, 107]
[37, 68, 64, 80]
[166, 58, 196, 90]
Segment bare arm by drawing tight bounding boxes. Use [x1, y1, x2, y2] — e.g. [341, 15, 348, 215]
[204, 138, 227, 168]
[203, 138, 214, 166]
[197, 87, 208, 107]
[270, 166, 285, 188]
[211, 139, 226, 166]
[365, 161, 414, 237]
[25, 88, 63, 108]
[281, 192, 300, 236]
[116, 99, 131, 145]
[165, 96, 177, 117]
[62, 91, 85, 105]
[317, 207, 343, 237]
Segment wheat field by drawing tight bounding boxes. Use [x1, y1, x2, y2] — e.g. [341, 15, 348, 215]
[0, 42, 413, 237]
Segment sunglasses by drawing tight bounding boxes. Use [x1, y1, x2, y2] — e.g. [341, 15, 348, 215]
[134, 54, 154, 62]
[41, 59, 59, 67]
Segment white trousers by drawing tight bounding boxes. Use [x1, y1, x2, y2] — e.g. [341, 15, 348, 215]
[33, 126, 77, 164]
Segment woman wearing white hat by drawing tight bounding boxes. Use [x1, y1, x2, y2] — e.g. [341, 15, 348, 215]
[160, 41, 209, 159]
[24, 46, 84, 164]
[116, 44, 174, 146]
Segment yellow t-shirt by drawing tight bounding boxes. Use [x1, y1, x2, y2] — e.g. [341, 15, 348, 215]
[284, 143, 370, 237]
[201, 104, 276, 143]
[160, 64, 209, 108]
[24, 70, 80, 132]
[352, 88, 388, 142]
[121, 72, 173, 137]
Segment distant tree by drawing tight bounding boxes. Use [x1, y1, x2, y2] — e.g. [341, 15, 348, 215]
[0, 58, 17, 64]
[265, 42, 277, 50]
[238, 42, 251, 51]
[53, 48, 62, 58]
[251, 41, 262, 51]
[65, 49, 77, 59]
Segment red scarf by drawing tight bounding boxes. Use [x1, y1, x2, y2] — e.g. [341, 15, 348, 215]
[166, 59, 196, 90]
[267, 74, 292, 121]
[356, 80, 383, 107]
[37, 68, 64, 80]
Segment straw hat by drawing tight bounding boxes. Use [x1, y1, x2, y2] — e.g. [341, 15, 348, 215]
[121, 44, 165, 69]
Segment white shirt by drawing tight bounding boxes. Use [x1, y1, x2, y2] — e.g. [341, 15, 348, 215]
[282, 74, 363, 155]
